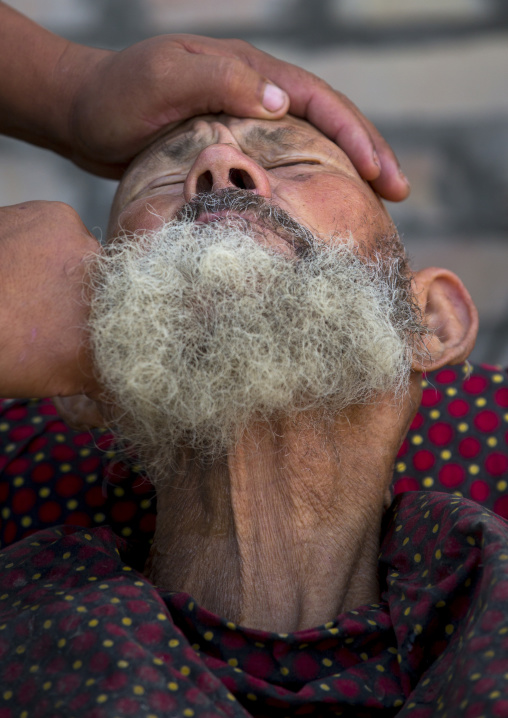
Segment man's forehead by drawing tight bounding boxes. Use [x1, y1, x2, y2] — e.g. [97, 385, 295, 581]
[166, 112, 322, 137]
[139, 114, 334, 165]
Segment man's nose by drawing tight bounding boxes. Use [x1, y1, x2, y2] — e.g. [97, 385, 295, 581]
[183, 144, 272, 202]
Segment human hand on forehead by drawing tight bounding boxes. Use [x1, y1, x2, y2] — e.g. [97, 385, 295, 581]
[0, 7, 410, 405]
[0, 4, 406, 199]
[69, 35, 409, 201]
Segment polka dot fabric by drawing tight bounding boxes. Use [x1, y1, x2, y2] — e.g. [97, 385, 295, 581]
[1, 362, 508, 716]
[1, 492, 508, 716]
[394, 363, 508, 515]
[0, 398, 156, 557]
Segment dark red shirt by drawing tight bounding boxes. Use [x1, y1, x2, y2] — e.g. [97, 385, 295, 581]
[0, 363, 507, 716]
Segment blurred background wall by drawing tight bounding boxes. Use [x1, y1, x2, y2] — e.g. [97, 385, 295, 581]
[1, 0, 507, 364]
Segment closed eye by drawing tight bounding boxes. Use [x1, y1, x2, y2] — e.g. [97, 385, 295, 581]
[130, 177, 184, 201]
[269, 160, 320, 169]
[135, 161, 320, 197]
[149, 178, 185, 188]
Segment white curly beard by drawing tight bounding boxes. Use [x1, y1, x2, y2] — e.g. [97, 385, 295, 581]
[88, 212, 425, 479]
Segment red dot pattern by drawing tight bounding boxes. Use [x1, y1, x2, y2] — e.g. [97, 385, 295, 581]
[394, 364, 508, 517]
[0, 489, 506, 715]
[0, 398, 156, 554]
[470, 480, 490, 502]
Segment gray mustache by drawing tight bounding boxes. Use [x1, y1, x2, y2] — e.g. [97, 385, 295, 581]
[175, 189, 316, 258]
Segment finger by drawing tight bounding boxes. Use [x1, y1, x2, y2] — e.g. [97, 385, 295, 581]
[222, 44, 410, 201]
[176, 54, 291, 119]
[303, 89, 382, 180]
[172, 36, 291, 117]
[288, 86, 410, 201]
[368, 142, 411, 202]
[354, 112, 411, 201]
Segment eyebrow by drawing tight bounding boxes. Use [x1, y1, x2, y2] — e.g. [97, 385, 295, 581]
[243, 126, 302, 150]
[156, 134, 205, 164]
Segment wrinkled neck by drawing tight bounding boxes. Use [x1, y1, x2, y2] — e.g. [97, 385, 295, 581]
[144, 406, 402, 633]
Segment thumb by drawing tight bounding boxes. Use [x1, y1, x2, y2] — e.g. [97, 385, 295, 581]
[260, 82, 291, 114]
[181, 54, 290, 119]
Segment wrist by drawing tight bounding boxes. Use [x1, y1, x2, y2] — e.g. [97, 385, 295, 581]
[50, 42, 112, 161]
[0, 3, 110, 160]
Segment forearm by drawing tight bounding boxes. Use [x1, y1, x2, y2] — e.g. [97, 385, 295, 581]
[0, 202, 99, 399]
[0, 2, 108, 158]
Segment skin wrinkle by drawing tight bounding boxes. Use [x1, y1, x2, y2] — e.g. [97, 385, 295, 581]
[142, 124, 310, 188]
[145, 453, 241, 620]
[159, 124, 311, 166]
[157, 133, 199, 163]
[226, 416, 385, 627]
[243, 125, 303, 154]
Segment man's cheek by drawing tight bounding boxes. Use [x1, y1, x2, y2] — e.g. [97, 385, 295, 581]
[272, 175, 357, 238]
[111, 196, 182, 236]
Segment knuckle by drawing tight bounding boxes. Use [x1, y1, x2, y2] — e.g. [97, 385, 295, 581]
[230, 38, 255, 53]
[54, 202, 83, 228]
[222, 37, 259, 64]
[54, 201, 77, 216]
[215, 55, 249, 92]
[134, 39, 172, 81]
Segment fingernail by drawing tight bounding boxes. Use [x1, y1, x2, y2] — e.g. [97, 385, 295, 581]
[372, 151, 381, 169]
[262, 83, 287, 112]
[399, 168, 410, 187]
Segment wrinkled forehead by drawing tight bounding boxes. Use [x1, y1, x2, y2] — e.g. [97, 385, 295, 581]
[131, 113, 355, 174]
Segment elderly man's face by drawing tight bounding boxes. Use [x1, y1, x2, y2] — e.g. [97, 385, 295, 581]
[108, 114, 393, 247]
[90, 114, 424, 470]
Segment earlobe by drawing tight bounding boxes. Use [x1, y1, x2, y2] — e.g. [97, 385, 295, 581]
[411, 267, 479, 373]
[52, 395, 107, 430]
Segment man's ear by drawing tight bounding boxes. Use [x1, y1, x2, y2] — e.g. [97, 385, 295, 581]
[412, 266, 479, 373]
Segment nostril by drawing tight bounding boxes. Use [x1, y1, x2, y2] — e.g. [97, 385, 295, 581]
[229, 168, 256, 190]
[196, 170, 213, 194]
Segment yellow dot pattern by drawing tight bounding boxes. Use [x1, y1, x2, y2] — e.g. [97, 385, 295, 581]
[393, 365, 508, 517]
[0, 370, 508, 712]
[0, 397, 156, 553]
